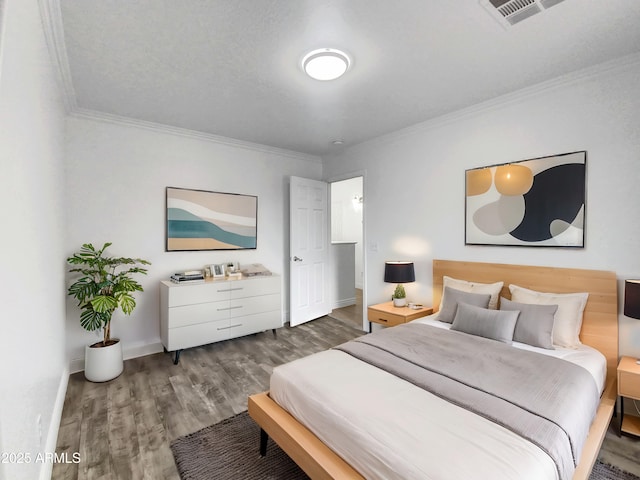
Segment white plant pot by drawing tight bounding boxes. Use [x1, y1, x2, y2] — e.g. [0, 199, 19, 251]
[84, 339, 123, 382]
[393, 297, 406, 307]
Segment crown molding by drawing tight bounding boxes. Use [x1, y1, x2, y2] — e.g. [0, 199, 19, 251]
[345, 51, 640, 154]
[38, 0, 639, 163]
[38, 0, 76, 112]
[38, 0, 320, 163]
[70, 108, 322, 163]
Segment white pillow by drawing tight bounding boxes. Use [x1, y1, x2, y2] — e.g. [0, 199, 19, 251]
[442, 276, 504, 310]
[508, 284, 589, 348]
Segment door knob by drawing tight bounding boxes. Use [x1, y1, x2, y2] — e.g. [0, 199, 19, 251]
[293, 256, 303, 262]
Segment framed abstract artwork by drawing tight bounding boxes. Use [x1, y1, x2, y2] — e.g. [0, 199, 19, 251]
[465, 151, 586, 248]
[166, 187, 257, 251]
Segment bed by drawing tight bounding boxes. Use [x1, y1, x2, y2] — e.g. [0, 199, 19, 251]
[248, 260, 618, 480]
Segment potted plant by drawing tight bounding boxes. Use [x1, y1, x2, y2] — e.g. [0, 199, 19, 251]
[67, 242, 150, 382]
[392, 284, 407, 307]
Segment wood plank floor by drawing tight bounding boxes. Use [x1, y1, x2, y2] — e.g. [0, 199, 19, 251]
[53, 314, 640, 479]
[329, 288, 363, 329]
[52, 316, 363, 480]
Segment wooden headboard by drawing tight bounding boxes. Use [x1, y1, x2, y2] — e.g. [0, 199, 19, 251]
[432, 260, 619, 379]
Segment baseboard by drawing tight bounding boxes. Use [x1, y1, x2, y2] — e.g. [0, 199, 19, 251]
[68, 356, 84, 374]
[333, 297, 356, 309]
[123, 340, 164, 361]
[38, 365, 69, 480]
[69, 340, 165, 374]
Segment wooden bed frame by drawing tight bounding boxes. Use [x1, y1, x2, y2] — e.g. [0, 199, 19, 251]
[248, 260, 619, 480]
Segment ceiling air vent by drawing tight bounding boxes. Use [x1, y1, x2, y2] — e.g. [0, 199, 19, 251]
[480, 0, 566, 28]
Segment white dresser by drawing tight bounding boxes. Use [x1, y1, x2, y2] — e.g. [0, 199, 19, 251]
[160, 275, 282, 364]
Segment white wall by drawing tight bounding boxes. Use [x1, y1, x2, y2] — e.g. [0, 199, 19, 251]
[323, 55, 640, 357]
[64, 116, 323, 369]
[331, 177, 364, 288]
[0, 1, 68, 479]
[330, 243, 356, 308]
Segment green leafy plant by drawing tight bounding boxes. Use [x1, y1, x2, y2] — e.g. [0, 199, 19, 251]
[393, 284, 406, 299]
[67, 242, 151, 347]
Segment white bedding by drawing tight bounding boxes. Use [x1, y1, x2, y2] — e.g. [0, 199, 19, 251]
[270, 315, 607, 480]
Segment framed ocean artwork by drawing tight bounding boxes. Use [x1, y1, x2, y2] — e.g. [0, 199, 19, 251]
[465, 151, 586, 248]
[166, 187, 257, 251]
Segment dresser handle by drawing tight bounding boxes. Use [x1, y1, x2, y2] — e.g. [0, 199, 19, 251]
[217, 306, 243, 311]
[217, 287, 244, 293]
[217, 324, 243, 330]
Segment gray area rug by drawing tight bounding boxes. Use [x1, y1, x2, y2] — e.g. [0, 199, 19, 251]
[171, 411, 308, 479]
[171, 411, 637, 480]
[591, 461, 640, 480]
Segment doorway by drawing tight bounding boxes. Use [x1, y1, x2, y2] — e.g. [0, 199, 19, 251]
[329, 176, 364, 330]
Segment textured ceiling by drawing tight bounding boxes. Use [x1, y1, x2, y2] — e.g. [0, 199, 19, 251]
[56, 0, 640, 156]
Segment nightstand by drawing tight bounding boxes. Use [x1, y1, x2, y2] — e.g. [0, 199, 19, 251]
[617, 356, 640, 436]
[367, 301, 433, 328]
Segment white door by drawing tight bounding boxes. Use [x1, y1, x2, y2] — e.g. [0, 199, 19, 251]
[289, 176, 331, 326]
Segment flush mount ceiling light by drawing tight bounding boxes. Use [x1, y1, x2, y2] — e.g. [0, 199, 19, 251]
[302, 48, 350, 81]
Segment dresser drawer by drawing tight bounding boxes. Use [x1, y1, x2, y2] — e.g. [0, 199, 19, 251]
[229, 293, 281, 318]
[166, 319, 230, 350]
[619, 371, 640, 399]
[230, 276, 280, 299]
[367, 308, 405, 326]
[228, 311, 282, 338]
[168, 282, 230, 307]
[169, 301, 230, 328]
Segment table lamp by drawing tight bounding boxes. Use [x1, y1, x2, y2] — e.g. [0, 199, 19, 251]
[625, 280, 640, 319]
[624, 279, 640, 364]
[384, 261, 415, 307]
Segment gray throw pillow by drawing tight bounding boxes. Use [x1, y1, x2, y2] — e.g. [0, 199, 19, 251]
[500, 297, 557, 350]
[438, 286, 491, 324]
[451, 302, 519, 344]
